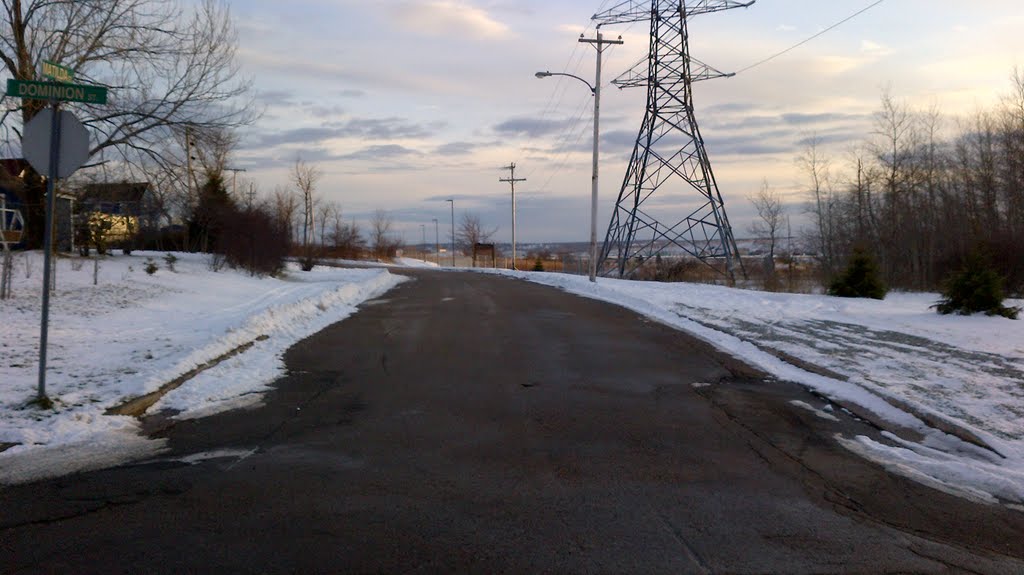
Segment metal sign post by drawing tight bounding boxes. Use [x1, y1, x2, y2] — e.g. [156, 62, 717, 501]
[36, 103, 62, 401]
[8, 66, 102, 403]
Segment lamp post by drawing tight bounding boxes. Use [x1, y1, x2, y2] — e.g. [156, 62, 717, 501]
[446, 199, 455, 267]
[537, 30, 622, 282]
[432, 218, 439, 265]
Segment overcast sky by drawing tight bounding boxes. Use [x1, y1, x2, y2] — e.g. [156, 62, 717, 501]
[226, 0, 1024, 244]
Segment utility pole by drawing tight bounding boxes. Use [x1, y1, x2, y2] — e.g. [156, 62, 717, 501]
[500, 163, 526, 270]
[446, 199, 455, 267]
[226, 167, 247, 198]
[184, 126, 194, 252]
[421, 224, 426, 262]
[245, 183, 256, 209]
[579, 29, 622, 282]
[432, 218, 439, 265]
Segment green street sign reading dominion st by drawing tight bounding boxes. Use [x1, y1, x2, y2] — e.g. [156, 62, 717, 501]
[6, 79, 107, 105]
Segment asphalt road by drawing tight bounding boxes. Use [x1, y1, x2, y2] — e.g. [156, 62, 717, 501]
[2, 270, 1024, 574]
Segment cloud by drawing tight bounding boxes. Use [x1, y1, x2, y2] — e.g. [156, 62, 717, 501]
[493, 117, 577, 138]
[254, 89, 293, 106]
[237, 48, 423, 92]
[860, 40, 894, 58]
[337, 144, 422, 162]
[423, 192, 504, 203]
[392, 1, 510, 40]
[343, 117, 445, 139]
[248, 117, 444, 149]
[250, 127, 348, 148]
[306, 104, 348, 118]
[434, 141, 480, 156]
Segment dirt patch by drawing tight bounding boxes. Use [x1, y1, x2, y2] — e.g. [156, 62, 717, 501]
[106, 335, 269, 418]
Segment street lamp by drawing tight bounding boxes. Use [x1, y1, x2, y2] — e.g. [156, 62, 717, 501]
[432, 218, 439, 265]
[446, 199, 455, 267]
[537, 31, 622, 282]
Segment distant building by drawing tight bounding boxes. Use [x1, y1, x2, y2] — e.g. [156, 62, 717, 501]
[76, 182, 158, 254]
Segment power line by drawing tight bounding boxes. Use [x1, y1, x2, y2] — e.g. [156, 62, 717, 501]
[735, 0, 887, 75]
[521, 0, 619, 181]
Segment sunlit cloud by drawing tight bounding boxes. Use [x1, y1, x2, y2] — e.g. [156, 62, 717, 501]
[860, 40, 893, 58]
[392, 1, 511, 40]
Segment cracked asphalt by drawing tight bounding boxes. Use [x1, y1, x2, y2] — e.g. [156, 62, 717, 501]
[2, 270, 1023, 573]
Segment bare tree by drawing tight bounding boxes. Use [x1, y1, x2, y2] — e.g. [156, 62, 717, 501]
[317, 202, 338, 247]
[748, 179, 785, 262]
[870, 89, 922, 284]
[456, 212, 498, 255]
[798, 136, 838, 280]
[330, 216, 365, 259]
[291, 158, 321, 268]
[1, 0, 256, 247]
[190, 127, 240, 188]
[272, 185, 299, 246]
[370, 209, 398, 259]
[1000, 66, 1024, 242]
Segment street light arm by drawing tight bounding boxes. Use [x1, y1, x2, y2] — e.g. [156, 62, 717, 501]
[535, 71, 595, 94]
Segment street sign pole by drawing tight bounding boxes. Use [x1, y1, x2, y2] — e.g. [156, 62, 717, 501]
[8, 67, 100, 404]
[37, 101, 62, 403]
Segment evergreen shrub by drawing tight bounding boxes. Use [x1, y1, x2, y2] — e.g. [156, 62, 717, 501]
[828, 248, 887, 300]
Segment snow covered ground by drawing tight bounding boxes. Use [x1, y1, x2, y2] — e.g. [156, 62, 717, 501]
[3, 252, 1023, 509]
[0, 251, 405, 483]
[494, 269, 1024, 509]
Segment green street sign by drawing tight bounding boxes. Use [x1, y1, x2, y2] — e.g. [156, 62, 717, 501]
[6, 79, 107, 104]
[42, 60, 74, 83]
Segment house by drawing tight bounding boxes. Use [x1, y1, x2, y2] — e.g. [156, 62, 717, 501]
[76, 182, 158, 254]
[0, 158, 75, 251]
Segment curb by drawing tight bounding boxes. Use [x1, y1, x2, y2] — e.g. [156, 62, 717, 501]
[105, 335, 269, 418]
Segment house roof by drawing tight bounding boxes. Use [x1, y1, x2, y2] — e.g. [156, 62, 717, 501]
[79, 182, 150, 204]
[0, 159, 29, 179]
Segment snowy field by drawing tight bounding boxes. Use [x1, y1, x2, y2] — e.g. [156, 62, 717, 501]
[495, 269, 1024, 509]
[0, 251, 405, 483]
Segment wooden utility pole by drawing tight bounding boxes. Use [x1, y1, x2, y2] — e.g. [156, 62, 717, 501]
[500, 163, 526, 270]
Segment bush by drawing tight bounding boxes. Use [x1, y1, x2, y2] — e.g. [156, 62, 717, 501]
[219, 205, 289, 276]
[934, 253, 1019, 319]
[828, 248, 887, 300]
[532, 257, 544, 272]
[144, 259, 158, 275]
[163, 253, 178, 272]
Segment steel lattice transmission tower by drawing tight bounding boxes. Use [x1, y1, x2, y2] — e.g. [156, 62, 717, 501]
[594, 0, 754, 279]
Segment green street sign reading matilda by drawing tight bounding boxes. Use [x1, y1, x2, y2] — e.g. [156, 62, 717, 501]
[6, 79, 107, 104]
[42, 60, 74, 83]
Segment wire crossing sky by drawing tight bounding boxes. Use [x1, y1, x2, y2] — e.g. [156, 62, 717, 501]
[735, 0, 887, 75]
[227, 0, 1023, 243]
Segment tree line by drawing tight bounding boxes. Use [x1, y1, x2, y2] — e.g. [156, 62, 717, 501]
[802, 73, 1024, 296]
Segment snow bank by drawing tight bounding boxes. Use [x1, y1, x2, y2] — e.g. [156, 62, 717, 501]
[0, 252, 405, 483]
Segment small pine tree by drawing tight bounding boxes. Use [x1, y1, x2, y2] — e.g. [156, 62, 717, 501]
[532, 257, 544, 272]
[934, 253, 1019, 319]
[828, 248, 887, 300]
